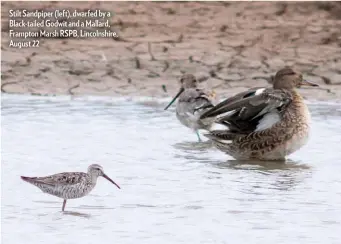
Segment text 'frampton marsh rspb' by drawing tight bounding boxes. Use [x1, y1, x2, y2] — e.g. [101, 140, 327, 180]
[7, 9, 119, 48]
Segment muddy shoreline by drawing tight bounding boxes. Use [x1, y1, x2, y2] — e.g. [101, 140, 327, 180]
[1, 2, 341, 101]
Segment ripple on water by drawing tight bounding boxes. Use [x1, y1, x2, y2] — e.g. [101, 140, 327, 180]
[2, 94, 341, 244]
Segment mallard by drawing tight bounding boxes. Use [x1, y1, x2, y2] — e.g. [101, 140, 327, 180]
[199, 67, 319, 160]
[164, 74, 216, 141]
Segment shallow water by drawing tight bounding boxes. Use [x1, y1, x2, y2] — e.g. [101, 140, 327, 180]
[1, 94, 341, 244]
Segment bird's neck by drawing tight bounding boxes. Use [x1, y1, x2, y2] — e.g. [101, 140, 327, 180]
[285, 89, 309, 119]
[291, 89, 304, 101]
[89, 174, 99, 184]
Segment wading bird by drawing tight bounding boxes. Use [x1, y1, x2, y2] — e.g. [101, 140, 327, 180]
[21, 164, 120, 211]
[164, 74, 216, 141]
[200, 67, 319, 160]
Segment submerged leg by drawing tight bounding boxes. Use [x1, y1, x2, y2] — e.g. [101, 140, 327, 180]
[62, 199, 67, 211]
[196, 130, 202, 142]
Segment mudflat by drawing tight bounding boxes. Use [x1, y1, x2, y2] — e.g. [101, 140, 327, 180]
[1, 1, 341, 100]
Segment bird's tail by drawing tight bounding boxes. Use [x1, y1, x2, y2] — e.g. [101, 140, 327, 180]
[21, 176, 37, 183]
[204, 130, 237, 144]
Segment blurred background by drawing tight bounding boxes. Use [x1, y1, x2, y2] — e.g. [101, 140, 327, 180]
[1, 1, 341, 100]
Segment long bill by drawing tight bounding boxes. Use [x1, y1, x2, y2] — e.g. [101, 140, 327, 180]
[301, 79, 319, 87]
[103, 174, 121, 189]
[164, 88, 184, 110]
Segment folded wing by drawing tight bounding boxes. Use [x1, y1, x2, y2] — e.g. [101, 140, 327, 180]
[22, 172, 86, 187]
[201, 88, 293, 138]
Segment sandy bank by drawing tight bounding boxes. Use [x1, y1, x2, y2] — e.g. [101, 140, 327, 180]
[1, 1, 341, 101]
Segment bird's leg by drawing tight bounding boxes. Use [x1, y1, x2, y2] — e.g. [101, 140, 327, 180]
[196, 130, 202, 142]
[62, 199, 67, 211]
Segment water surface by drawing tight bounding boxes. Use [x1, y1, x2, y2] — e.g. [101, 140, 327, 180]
[2, 94, 341, 244]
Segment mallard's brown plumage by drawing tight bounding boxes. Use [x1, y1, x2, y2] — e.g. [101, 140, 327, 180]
[200, 67, 319, 160]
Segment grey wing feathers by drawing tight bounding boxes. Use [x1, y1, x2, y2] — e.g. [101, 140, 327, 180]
[199, 87, 264, 119]
[193, 89, 214, 112]
[201, 88, 292, 120]
[180, 88, 214, 112]
[34, 172, 86, 186]
[201, 88, 292, 135]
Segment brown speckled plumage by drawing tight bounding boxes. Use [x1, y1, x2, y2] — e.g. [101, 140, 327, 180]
[21, 164, 120, 211]
[201, 67, 318, 160]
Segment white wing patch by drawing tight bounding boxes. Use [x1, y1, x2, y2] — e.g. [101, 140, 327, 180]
[217, 139, 232, 144]
[210, 123, 228, 131]
[255, 111, 281, 132]
[216, 109, 237, 119]
[255, 88, 266, 95]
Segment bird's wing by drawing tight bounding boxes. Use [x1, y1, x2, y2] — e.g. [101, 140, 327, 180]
[31, 172, 87, 186]
[192, 89, 215, 113]
[200, 88, 292, 121]
[213, 86, 266, 106]
[178, 88, 214, 113]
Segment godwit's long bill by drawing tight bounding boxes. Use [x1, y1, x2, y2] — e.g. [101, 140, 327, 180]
[164, 74, 216, 141]
[21, 164, 120, 211]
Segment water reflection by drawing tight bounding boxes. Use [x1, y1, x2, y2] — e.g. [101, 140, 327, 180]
[173, 140, 213, 152]
[77, 205, 117, 210]
[215, 159, 311, 171]
[172, 140, 215, 163]
[216, 159, 311, 192]
[2, 94, 341, 244]
[172, 138, 312, 193]
[121, 204, 157, 209]
[62, 211, 92, 219]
